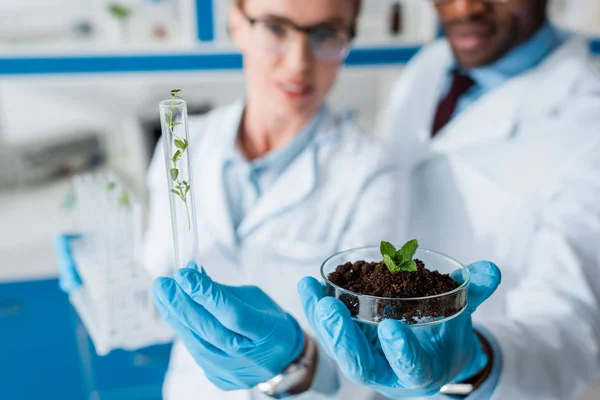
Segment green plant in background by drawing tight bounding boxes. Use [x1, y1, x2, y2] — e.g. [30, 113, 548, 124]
[62, 179, 130, 211]
[380, 239, 419, 274]
[106, 181, 130, 208]
[107, 3, 133, 41]
[61, 183, 77, 211]
[166, 89, 191, 231]
[107, 4, 132, 21]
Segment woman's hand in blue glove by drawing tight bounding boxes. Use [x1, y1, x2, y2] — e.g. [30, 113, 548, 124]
[54, 234, 83, 293]
[152, 264, 306, 391]
[298, 261, 501, 398]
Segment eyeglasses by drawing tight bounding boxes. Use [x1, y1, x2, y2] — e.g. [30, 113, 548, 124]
[241, 12, 355, 63]
[430, 0, 510, 4]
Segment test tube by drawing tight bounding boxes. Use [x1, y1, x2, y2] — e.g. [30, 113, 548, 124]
[159, 94, 199, 273]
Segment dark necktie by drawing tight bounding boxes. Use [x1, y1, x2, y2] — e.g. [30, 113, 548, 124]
[431, 70, 475, 137]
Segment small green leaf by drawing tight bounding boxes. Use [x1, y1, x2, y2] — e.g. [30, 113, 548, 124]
[61, 187, 77, 211]
[106, 182, 116, 191]
[170, 189, 179, 195]
[172, 150, 181, 162]
[165, 112, 171, 126]
[174, 139, 185, 150]
[398, 260, 418, 272]
[383, 254, 401, 274]
[380, 241, 397, 259]
[118, 191, 130, 207]
[170, 168, 179, 181]
[171, 89, 181, 96]
[107, 4, 132, 20]
[397, 239, 419, 265]
[185, 186, 190, 195]
[172, 122, 182, 127]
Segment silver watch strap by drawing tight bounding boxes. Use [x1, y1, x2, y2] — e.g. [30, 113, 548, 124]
[440, 383, 475, 396]
[257, 336, 316, 399]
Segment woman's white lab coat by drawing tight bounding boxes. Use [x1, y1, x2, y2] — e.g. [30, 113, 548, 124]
[143, 101, 407, 400]
[383, 36, 600, 399]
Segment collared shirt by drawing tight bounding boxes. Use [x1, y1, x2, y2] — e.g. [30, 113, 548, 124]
[222, 107, 324, 234]
[443, 21, 566, 118]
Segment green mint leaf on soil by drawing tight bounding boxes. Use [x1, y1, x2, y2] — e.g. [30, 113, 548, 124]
[381, 239, 419, 274]
[398, 260, 418, 272]
[170, 168, 179, 181]
[383, 254, 401, 274]
[380, 241, 397, 259]
[397, 239, 419, 265]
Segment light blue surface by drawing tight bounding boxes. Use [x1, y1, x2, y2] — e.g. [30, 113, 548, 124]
[223, 106, 323, 231]
[297, 261, 502, 398]
[0, 278, 171, 400]
[445, 22, 566, 117]
[0, 279, 85, 400]
[152, 265, 305, 391]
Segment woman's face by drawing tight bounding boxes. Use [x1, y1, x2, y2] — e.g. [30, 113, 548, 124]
[230, 0, 356, 120]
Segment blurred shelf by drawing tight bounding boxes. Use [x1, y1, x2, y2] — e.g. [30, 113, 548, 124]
[0, 40, 598, 76]
[0, 45, 421, 75]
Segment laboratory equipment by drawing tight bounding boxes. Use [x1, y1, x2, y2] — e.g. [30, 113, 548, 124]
[69, 171, 174, 355]
[159, 92, 199, 273]
[320, 246, 469, 325]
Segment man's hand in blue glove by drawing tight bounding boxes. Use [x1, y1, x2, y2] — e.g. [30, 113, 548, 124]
[54, 234, 83, 293]
[298, 261, 501, 398]
[152, 264, 307, 391]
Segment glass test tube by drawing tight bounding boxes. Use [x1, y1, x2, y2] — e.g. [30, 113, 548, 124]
[159, 97, 199, 273]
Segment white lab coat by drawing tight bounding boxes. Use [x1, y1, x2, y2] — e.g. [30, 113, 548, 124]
[384, 36, 600, 399]
[143, 101, 407, 400]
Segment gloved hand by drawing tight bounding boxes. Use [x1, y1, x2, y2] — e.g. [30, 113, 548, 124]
[298, 261, 501, 398]
[152, 264, 305, 391]
[54, 234, 83, 293]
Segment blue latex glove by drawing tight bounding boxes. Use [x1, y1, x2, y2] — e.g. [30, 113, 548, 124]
[298, 261, 501, 398]
[54, 234, 83, 293]
[152, 264, 305, 391]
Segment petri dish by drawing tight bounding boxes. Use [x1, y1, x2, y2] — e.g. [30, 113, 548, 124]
[321, 246, 469, 326]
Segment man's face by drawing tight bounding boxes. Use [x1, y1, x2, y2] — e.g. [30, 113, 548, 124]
[434, 0, 547, 68]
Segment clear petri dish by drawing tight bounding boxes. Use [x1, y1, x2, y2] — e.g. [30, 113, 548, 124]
[321, 246, 469, 326]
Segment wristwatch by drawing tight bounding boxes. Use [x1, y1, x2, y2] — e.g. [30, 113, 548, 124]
[440, 332, 494, 398]
[257, 336, 316, 399]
